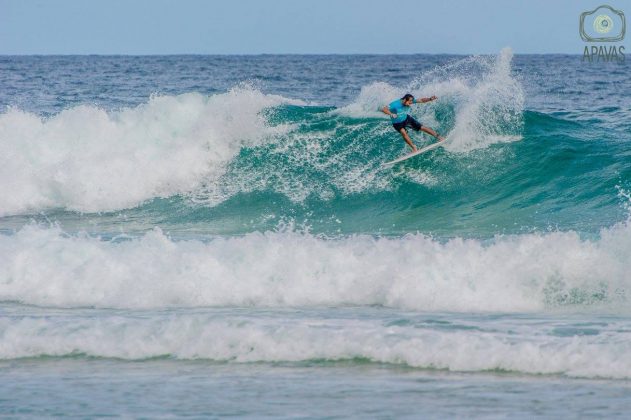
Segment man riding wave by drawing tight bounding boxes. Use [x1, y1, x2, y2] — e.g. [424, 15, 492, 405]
[381, 93, 444, 151]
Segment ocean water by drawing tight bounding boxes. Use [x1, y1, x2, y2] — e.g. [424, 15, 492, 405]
[1, 49, 631, 417]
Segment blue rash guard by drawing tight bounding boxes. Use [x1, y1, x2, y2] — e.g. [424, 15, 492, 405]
[388, 99, 409, 123]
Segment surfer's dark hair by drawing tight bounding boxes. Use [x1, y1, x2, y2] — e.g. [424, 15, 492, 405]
[401, 93, 414, 102]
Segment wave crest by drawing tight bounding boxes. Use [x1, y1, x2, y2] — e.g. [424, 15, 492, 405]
[0, 85, 298, 216]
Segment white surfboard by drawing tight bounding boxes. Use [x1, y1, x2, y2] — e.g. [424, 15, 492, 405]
[382, 141, 444, 166]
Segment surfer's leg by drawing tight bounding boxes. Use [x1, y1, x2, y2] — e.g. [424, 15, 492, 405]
[408, 116, 422, 131]
[398, 128, 417, 151]
[421, 126, 445, 142]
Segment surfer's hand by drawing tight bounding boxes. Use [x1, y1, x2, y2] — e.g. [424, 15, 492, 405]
[390, 113, 397, 119]
[430, 95, 437, 101]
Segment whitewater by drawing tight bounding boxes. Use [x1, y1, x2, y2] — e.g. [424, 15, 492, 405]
[1, 50, 631, 417]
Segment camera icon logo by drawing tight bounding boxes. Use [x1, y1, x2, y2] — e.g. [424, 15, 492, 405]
[580, 5, 625, 42]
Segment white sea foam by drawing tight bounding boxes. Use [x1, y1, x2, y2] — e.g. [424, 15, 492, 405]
[0, 86, 299, 216]
[440, 48, 524, 151]
[1, 219, 630, 312]
[1, 311, 630, 379]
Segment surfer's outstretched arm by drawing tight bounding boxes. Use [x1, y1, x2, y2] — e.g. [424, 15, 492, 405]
[415, 95, 438, 104]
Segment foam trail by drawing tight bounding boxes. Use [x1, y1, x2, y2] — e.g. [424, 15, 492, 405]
[0, 86, 299, 216]
[1, 220, 630, 311]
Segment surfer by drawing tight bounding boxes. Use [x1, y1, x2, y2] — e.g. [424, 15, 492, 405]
[381, 94, 444, 151]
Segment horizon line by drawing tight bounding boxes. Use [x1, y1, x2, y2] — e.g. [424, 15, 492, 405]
[0, 52, 586, 57]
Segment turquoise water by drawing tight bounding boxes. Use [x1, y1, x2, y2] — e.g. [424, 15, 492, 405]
[1, 50, 631, 417]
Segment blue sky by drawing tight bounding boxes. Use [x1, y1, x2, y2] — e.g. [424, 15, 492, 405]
[0, 0, 627, 54]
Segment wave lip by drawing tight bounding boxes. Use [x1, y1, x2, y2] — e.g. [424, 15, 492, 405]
[1, 220, 630, 312]
[0, 85, 298, 216]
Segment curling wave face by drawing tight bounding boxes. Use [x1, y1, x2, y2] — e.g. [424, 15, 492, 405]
[1, 50, 524, 215]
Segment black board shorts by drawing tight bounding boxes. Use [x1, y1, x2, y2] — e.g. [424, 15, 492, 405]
[392, 115, 422, 132]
